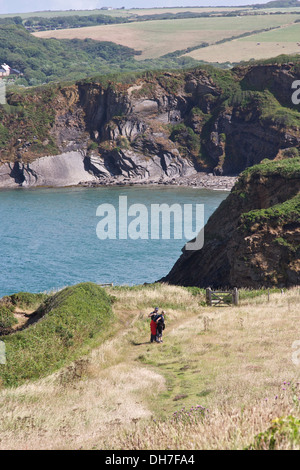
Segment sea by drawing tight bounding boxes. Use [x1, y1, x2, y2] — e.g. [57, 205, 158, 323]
[0, 185, 228, 298]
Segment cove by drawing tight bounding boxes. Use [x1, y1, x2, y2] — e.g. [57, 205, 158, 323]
[0, 185, 228, 297]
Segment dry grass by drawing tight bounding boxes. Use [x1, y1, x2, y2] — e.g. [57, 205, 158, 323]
[0, 284, 299, 450]
[186, 39, 300, 63]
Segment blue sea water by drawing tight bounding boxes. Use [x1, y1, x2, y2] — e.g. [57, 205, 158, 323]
[0, 186, 228, 297]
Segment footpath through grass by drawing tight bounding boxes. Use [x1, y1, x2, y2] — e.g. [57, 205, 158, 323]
[0, 283, 299, 449]
[101, 284, 300, 449]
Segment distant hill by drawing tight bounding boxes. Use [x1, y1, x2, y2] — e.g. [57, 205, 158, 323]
[252, 0, 300, 8]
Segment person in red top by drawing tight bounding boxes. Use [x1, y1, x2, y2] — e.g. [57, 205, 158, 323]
[150, 318, 158, 343]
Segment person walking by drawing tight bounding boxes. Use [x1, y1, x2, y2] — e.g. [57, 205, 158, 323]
[148, 307, 159, 318]
[150, 316, 158, 343]
[155, 310, 165, 343]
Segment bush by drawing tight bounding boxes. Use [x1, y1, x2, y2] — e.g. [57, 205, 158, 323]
[9, 292, 49, 310]
[247, 416, 300, 450]
[0, 305, 17, 329]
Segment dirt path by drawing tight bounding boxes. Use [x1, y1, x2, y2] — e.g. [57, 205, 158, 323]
[12, 307, 35, 330]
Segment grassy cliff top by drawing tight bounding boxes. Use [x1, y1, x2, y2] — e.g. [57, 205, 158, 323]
[239, 157, 300, 180]
[0, 283, 115, 387]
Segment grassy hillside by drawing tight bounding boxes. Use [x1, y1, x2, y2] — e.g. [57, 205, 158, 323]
[0, 23, 143, 86]
[0, 22, 202, 87]
[0, 283, 115, 387]
[0, 283, 299, 449]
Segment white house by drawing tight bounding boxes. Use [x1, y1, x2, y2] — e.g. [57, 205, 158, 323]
[0, 64, 11, 77]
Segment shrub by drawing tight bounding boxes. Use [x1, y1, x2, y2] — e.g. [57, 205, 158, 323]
[0, 305, 17, 329]
[9, 292, 49, 310]
[247, 416, 300, 450]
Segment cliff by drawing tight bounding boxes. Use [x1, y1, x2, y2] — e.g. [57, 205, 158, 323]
[160, 158, 300, 288]
[0, 61, 299, 188]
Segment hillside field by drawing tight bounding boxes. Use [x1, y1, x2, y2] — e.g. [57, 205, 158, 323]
[0, 7, 254, 20]
[187, 21, 300, 62]
[33, 13, 300, 62]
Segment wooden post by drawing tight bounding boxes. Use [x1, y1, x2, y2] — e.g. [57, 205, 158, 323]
[232, 287, 239, 306]
[206, 287, 212, 306]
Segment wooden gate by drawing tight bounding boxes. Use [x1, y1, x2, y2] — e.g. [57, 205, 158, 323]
[206, 287, 239, 306]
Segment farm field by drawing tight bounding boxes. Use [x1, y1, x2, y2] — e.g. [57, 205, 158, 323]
[0, 9, 132, 19]
[186, 22, 300, 63]
[33, 14, 300, 60]
[239, 21, 300, 41]
[127, 7, 251, 15]
[0, 7, 252, 19]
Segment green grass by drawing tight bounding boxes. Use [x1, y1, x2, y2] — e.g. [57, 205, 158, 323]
[240, 157, 300, 180]
[125, 14, 300, 33]
[241, 193, 300, 229]
[227, 89, 300, 127]
[8, 292, 49, 310]
[0, 83, 60, 157]
[238, 287, 286, 299]
[0, 282, 115, 388]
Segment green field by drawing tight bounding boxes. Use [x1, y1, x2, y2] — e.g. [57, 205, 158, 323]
[239, 21, 300, 41]
[187, 21, 300, 63]
[34, 14, 300, 60]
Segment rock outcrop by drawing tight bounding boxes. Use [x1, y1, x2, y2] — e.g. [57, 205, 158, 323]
[0, 152, 98, 188]
[160, 158, 300, 288]
[0, 62, 299, 188]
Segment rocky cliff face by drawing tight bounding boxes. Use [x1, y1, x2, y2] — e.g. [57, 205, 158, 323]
[0, 62, 299, 188]
[160, 158, 300, 288]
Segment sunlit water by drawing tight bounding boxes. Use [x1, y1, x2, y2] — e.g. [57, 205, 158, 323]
[0, 186, 228, 297]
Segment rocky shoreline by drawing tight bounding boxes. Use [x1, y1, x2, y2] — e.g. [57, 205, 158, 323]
[78, 172, 238, 191]
[0, 152, 237, 191]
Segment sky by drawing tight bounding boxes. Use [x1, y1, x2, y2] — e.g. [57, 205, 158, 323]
[0, 1, 269, 15]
